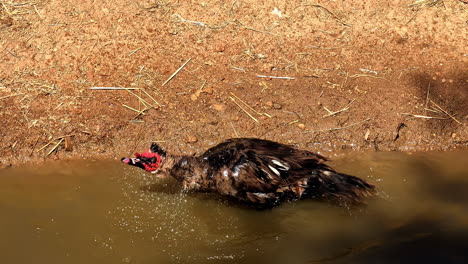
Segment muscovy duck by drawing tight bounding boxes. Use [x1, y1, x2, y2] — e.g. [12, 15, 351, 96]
[121, 138, 375, 208]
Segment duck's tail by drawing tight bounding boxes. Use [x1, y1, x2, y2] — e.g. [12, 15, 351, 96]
[309, 170, 375, 206]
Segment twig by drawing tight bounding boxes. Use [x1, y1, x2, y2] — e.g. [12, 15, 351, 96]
[430, 100, 462, 124]
[162, 58, 192, 86]
[230, 97, 259, 123]
[46, 138, 64, 156]
[257, 75, 296, 80]
[304, 118, 371, 134]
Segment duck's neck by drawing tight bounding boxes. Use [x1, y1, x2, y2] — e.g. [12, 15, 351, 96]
[159, 154, 181, 171]
[161, 154, 211, 191]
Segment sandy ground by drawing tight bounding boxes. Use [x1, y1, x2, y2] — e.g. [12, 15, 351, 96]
[0, 0, 467, 167]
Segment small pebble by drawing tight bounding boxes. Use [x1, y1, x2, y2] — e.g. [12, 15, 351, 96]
[272, 103, 282, 110]
[186, 135, 198, 144]
[212, 104, 226, 112]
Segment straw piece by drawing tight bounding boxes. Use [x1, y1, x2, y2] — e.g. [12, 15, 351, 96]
[230, 66, 246, 72]
[90, 87, 161, 107]
[124, 88, 154, 108]
[230, 122, 240, 137]
[400, 113, 447, 120]
[128, 47, 143, 55]
[90, 87, 139, 90]
[140, 89, 162, 107]
[230, 97, 259, 123]
[46, 138, 64, 156]
[257, 75, 295, 80]
[230, 92, 262, 116]
[33, 4, 42, 19]
[122, 104, 146, 115]
[430, 100, 462, 124]
[322, 99, 355, 117]
[162, 58, 192, 86]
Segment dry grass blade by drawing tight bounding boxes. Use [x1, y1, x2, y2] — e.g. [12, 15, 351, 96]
[37, 140, 55, 152]
[124, 88, 154, 108]
[323, 99, 355, 118]
[2, 2, 11, 15]
[90, 87, 139, 90]
[430, 100, 462, 124]
[36, 135, 73, 153]
[122, 104, 146, 115]
[257, 75, 295, 80]
[425, 108, 443, 114]
[162, 58, 192, 86]
[230, 97, 259, 123]
[349, 74, 388, 80]
[46, 138, 64, 156]
[400, 113, 447, 119]
[33, 4, 42, 19]
[90, 87, 161, 107]
[140, 89, 162, 107]
[128, 47, 143, 55]
[424, 83, 431, 116]
[230, 122, 240, 137]
[230, 92, 262, 116]
[230, 66, 246, 72]
[235, 19, 280, 36]
[176, 14, 207, 27]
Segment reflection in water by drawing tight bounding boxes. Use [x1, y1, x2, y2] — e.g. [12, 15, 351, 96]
[0, 151, 467, 263]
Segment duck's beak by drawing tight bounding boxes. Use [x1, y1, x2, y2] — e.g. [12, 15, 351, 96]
[121, 157, 140, 165]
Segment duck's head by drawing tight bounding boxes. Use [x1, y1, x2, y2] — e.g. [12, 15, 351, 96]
[121, 143, 166, 173]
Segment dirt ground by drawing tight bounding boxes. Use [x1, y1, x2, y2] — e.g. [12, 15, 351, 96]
[0, 0, 467, 167]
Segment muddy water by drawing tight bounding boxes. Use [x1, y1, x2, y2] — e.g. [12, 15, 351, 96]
[1, 151, 467, 264]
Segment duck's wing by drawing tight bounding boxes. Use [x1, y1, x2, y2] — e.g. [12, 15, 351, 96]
[201, 138, 330, 193]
